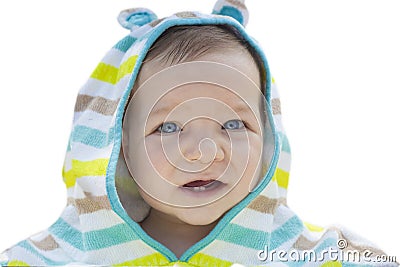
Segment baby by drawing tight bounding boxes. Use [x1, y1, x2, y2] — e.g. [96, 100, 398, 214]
[119, 23, 270, 258]
[0, 1, 397, 266]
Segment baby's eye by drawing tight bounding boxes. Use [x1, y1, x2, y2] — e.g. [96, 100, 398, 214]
[223, 119, 245, 130]
[157, 122, 181, 134]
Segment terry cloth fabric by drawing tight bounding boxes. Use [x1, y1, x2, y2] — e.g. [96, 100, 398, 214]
[0, 1, 397, 266]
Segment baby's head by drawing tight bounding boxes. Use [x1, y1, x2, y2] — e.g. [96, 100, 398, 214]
[122, 24, 270, 225]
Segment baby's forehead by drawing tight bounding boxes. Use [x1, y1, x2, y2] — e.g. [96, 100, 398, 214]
[126, 54, 264, 123]
[125, 86, 264, 131]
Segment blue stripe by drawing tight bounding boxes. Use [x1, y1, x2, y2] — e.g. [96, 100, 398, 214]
[49, 218, 84, 251]
[71, 125, 114, 149]
[280, 133, 291, 153]
[113, 35, 137, 52]
[83, 223, 138, 250]
[218, 223, 268, 250]
[270, 215, 303, 250]
[49, 218, 139, 251]
[18, 240, 67, 266]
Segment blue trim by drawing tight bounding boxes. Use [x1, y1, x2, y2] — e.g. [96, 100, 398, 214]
[105, 14, 279, 263]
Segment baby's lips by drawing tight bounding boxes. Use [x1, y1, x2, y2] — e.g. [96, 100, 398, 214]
[183, 179, 216, 187]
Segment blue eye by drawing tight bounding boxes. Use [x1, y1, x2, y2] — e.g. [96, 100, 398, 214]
[223, 119, 245, 130]
[157, 122, 181, 133]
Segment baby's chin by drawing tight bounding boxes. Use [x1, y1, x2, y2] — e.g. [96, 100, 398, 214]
[175, 205, 227, 226]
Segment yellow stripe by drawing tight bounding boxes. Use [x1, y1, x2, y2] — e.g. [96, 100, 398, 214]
[304, 222, 325, 232]
[117, 55, 138, 82]
[63, 159, 109, 188]
[7, 260, 29, 266]
[90, 55, 138, 85]
[320, 261, 342, 267]
[90, 63, 118, 84]
[271, 168, 289, 189]
[188, 253, 232, 267]
[113, 252, 169, 266]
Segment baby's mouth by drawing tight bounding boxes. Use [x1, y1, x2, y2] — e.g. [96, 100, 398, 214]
[181, 179, 222, 192]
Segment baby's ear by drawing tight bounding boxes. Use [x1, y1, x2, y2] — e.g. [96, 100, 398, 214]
[118, 8, 158, 31]
[212, 0, 249, 27]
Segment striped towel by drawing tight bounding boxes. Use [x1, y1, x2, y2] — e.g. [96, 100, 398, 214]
[1, 1, 397, 266]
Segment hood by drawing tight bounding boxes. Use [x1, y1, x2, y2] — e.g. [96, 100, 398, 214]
[60, 3, 288, 264]
[2, 1, 394, 266]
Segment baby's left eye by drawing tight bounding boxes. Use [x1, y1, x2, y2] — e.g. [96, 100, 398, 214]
[223, 119, 245, 130]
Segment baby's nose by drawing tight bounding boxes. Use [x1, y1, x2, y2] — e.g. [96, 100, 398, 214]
[179, 120, 226, 164]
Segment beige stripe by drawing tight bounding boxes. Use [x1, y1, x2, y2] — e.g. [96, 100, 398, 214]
[68, 192, 111, 215]
[74, 94, 119, 116]
[332, 227, 387, 256]
[293, 235, 319, 250]
[29, 235, 59, 251]
[226, 0, 247, 9]
[149, 18, 165, 27]
[175, 11, 198, 18]
[271, 98, 281, 115]
[247, 195, 286, 214]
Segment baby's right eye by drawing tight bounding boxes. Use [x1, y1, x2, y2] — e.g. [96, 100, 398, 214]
[157, 122, 181, 134]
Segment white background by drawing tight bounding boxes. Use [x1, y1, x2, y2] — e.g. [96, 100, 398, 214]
[0, 0, 398, 258]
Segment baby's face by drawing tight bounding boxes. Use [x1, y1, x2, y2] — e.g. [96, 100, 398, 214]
[123, 50, 266, 225]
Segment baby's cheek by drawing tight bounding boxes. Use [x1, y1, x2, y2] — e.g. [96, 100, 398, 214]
[145, 136, 175, 179]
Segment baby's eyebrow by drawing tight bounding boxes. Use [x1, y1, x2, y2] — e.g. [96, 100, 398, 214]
[150, 104, 175, 117]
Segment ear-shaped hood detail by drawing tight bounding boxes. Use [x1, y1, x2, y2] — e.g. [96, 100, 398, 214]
[118, 8, 158, 31]
[1, 1, 396, 267]
[212, 0, 249, 27]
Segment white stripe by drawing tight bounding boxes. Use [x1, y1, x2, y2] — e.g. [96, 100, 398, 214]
[27, 239, 73, 263]
[29, 230, 51, 243]
[67, 176, 107, 198]
[272, 205, 297, 232]
[272, 114, 284, 132]
[232, 208, 273, 232]
[278, 186, 287, 197]
[100, 49, 125, 67]
[301, 226, 326, 242]
[277, 151, 291, 172]
[54, 235, 155, 263]
[70, 143, 113, 162]
[64, 151, 73, 171]
[52, 236, 85, 262]
[83, 240, 154, 265]
[270, 82, 280, 99]
[7, 246, 46, 265]
[73, 110, 114, 132]
[130, 26, 153, 39]
[79, 210, 124, 232]
[260, 180, 281, 199]
[78, 78, 125, 101]
[59, 205, 84, 232]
